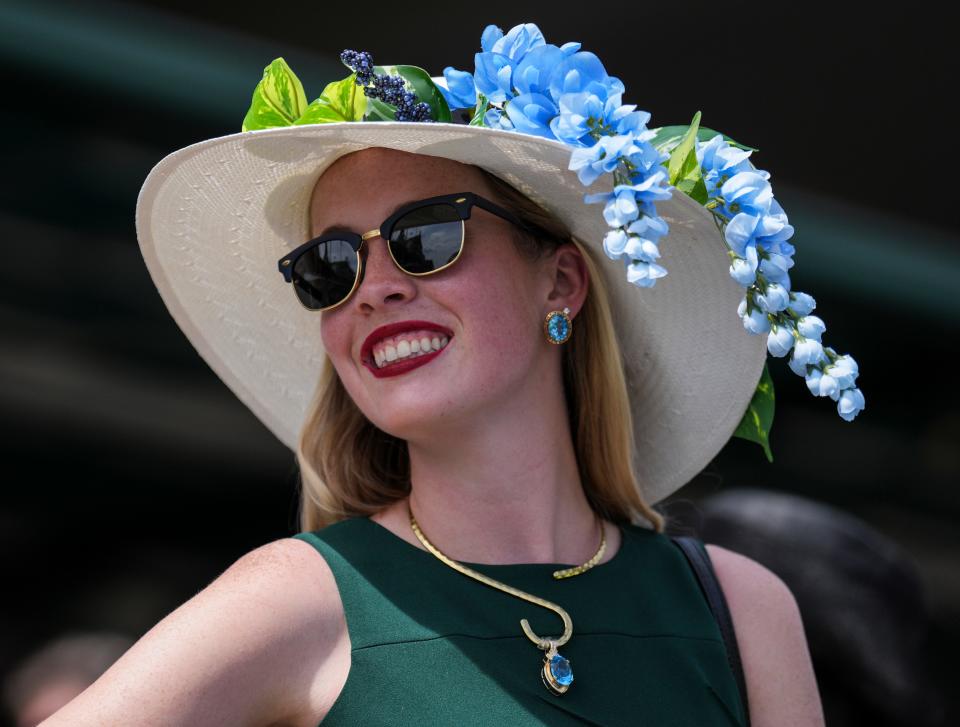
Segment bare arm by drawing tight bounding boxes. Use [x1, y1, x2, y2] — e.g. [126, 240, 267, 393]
[706, 544, 826, 727]
[39, 538, 347, 727]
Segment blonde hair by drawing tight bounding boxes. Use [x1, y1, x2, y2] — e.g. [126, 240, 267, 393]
[296, 167, 665, 533]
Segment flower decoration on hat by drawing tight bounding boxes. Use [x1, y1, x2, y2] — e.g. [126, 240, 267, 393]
[241, 21, 865, 463]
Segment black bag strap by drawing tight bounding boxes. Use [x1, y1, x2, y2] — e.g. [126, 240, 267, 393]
[670, 535, 751, 727]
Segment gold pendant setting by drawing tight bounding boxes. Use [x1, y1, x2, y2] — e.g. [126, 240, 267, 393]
[540, 641, 574, 695]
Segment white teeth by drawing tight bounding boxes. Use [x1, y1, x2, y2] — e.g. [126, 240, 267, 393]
[371, 331, 451, 368]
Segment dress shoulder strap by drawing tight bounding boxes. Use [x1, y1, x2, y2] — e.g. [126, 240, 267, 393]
[670, 535, 751, 727]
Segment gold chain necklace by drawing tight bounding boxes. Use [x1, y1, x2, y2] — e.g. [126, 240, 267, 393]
[407, 501, 606, 696]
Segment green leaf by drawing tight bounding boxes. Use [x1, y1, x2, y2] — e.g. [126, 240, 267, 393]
[731, 362, 776, 462]
[241, 58, 309, 132]
[650, 124, 758, 155]
[666, 111, 709, 205]
[470, 92, 489, 127]
[372, 64, 452, 122]
[365, 96, 398, 122]
[295, 73, 367, 124]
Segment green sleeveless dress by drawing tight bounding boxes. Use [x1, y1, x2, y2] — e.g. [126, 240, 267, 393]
[292, 516, 748, 726]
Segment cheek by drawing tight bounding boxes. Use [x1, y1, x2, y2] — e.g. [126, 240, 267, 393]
[452, 258, 543, 376]
[319, 312, 355, 378]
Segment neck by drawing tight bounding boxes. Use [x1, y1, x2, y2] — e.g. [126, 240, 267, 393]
[371, 358, 611, 566]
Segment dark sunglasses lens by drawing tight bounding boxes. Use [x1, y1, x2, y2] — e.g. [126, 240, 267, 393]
[389, 204, 464, 274]
[291, 239, 358, 310]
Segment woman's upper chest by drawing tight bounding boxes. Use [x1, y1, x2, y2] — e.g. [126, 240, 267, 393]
[285, 520, 747, 726]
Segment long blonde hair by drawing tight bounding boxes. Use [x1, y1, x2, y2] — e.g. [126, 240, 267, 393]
[296, 167, 665, 533]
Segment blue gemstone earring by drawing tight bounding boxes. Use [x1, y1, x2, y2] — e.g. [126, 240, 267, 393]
[543, 307, 572, 345]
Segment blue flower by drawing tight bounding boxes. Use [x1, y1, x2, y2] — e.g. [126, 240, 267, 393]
[625, 258, 668, 287]
[626, 210, 669, 237]
[729, 246, 759, 287]
[599, 187, 642, 227]
[569, 133, 638, 185]
[787, 291, 816, 316]
[719, 171, 773, 220]
[737, 298, 771, 334]
[752, 198, 794, 251]
[697, 134, 755, 198]
[483, 23, 545, 59]
[835, 387, 866, 421]
[513, 44, 565, 96]
[723, 215, 760, 259]
[504, 93, 558, 138]
[718, 173, 775, 258]
[626, 235, 662, 263]
[791, 337, 826, 369]
[482, 106, 515, 130]
[472, 23, 548, 105]
[552, 91, 611, 145]
[473, 51, 515, 104]
[797, 315, 826, 341]
[758, 251, 794, 286]
[767, 322, 795, 357]
[551, 90, 650, 146]
[756, 282, 791, 314]
[548, 51, 624, 102]
[824, 354, 859, 389]
[602, 228, 629, 258]
[805, 367, 840, 398]
[440, 67, 477, 110]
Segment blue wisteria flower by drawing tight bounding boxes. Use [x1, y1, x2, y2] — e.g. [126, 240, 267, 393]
[697, 133, 755, 198]
[437, 20, 865, 426]
[439, 67, 477, 109]
[505, 93, 559, 138]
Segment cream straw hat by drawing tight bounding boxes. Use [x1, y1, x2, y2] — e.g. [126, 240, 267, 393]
[135, 120, 765, 505]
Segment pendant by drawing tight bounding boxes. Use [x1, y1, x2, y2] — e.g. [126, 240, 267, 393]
[540, 641, 574, 695]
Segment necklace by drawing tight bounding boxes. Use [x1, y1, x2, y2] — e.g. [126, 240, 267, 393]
[407, 501, 607, 696]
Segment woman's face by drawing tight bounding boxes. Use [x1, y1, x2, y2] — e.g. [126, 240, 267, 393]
[309, 147, 557, 441]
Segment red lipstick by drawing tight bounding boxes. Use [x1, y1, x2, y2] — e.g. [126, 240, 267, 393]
[360, 320, 454, 379]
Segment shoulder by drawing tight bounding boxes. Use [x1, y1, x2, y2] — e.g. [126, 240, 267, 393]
[704, 543, 826, 727]
[227, 536, 347, 623]
[40, 538, 347, 727]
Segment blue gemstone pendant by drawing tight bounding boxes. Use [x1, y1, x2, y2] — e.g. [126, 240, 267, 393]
[544, 307, 572, 345]
[540, 642, 574, 695]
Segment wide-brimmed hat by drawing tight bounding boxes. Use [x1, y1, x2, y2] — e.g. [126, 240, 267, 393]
[134, 23, 863, 507]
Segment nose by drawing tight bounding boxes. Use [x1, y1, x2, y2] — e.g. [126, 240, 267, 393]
[350, 233, 418, 311]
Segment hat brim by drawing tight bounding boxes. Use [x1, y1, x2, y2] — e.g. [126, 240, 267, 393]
[135, 121, 767, 506]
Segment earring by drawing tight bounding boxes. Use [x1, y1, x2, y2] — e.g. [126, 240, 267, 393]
[543, 307, 573, 345]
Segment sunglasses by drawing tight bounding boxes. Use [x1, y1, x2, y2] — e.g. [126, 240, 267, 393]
[278, 191, 531, 312]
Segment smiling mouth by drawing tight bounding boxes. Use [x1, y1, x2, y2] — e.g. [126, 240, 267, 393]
[369, 333, 451, 369]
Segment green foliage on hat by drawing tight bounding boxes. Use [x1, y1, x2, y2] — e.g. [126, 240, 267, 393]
[651, 122, 758, 156]
[242, 58, 451, 129]
[242, 58, 309, 131]
[664, 111, 709, 205]
[469, 93, 489, 126]
[732, 362, 775, 462]
[295, 74, 367, 124]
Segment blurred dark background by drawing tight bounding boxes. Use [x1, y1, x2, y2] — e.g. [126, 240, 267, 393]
[1, 0, 956, 725]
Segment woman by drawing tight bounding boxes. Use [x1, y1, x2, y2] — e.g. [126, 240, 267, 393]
[42, 23, 840, 726]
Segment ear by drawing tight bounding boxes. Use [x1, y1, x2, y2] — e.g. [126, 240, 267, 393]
[543, 242, 589, 319]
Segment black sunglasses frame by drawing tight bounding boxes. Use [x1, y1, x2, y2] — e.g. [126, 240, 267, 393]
[278, 191, 532, 312]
